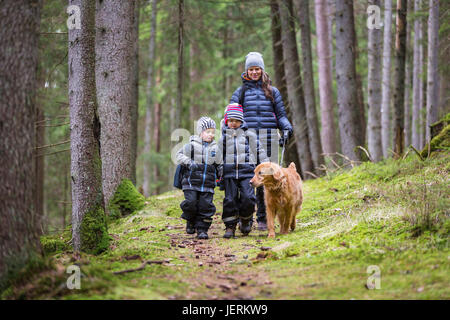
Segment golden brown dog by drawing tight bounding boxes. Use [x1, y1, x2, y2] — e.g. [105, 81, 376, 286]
[249, 162, 303, 238]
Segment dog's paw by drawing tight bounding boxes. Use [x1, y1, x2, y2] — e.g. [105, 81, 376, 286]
[267, 233, 275, 238]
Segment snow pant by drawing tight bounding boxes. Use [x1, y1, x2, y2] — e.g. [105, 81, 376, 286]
[256, 186, 266, 223]
[180, 190, 215, 231]
[222, 178, 256, 227]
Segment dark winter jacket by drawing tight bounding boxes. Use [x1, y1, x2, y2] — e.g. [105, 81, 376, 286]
[219, 121, 269, 180]
[230, 73, 293, 136]
[176, 135, 222, 193]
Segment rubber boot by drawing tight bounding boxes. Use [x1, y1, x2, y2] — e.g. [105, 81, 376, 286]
[223, 224, 236, 239]
[239, 218, 253, 236]
[196, 229, 209, 240]
[186, 221, 195, 234]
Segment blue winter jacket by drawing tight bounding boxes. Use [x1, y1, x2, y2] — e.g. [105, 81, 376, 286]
[219, 121, 269, 180]
[230, 73, 293, 136]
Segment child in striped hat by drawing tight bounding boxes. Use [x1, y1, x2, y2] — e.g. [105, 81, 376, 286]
[219, 103, 269, 238]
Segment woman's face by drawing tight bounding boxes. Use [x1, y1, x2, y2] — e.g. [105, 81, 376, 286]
[247, 66, 262, 81]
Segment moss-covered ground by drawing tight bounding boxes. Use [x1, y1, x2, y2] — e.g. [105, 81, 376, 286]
[2, 152, 449, 300]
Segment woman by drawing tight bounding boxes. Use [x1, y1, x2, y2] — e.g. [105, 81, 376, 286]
[229, 52, 293, 231]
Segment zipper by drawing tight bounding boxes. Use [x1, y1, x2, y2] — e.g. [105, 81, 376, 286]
[234, 133, 238, 179]
[201, 143, 209, 192]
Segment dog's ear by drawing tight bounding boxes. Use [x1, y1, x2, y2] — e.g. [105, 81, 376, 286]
[289, 162, 296, 171]
[273, 168, 285, 181]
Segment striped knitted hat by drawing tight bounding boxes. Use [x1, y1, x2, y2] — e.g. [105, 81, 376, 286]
[196, 116, 216, 135]
[224, 103, 244, 125]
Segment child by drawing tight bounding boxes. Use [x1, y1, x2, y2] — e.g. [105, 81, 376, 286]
[176, 117, 222, 239]
[220, 103, 269, 238]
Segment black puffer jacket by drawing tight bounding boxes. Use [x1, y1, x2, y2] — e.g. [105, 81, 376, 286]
[219, 121, 269, 180]
[230, 73, 293, 136]
[176, 136, 222, 193]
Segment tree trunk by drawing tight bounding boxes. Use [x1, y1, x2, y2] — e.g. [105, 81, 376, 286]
[404, 0, 413, 148]
[96, 0, 135, 207]
[419, 21, 425, 149]
[69, 0, 105, 253]
[189, 40, 201, 123]
[381, 0, 393, 157]
[412, 0, 422, 149]
[367, 0, 383, 162]
[0, 0, 42, 285]
[392, 0, 408, 157]
[143, 0, 157, 197]
[270, 0, 301, 171]
[426, 0, 439, 142]
[130, 0, 140, 186]
[278, 0, 314, 178]
[294, 0, 324, 173]
[334, 0, 363, 161]
[153, 100, 161, 195]
[176, 0, 184, 130]
[314, 0, 338, 158]
[35, 74, 46, 229]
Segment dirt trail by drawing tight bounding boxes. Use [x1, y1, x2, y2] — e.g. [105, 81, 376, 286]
[164, 213, 276, 300]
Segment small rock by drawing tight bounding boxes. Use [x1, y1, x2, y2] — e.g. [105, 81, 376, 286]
[260, 246, 271, 251]
[417, 286, 424, 293]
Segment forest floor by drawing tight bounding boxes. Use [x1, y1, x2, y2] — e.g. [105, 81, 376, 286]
[3, 151, 449, 300]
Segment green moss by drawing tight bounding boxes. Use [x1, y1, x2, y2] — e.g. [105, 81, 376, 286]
[107, 179, 146, 219]
[421, 114, 450, 158]
[80, 205, 110, 255]
[40, 235, 69, 255]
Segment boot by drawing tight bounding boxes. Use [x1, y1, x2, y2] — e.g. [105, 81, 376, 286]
[239, 218, 253, 236]
[223, 224, 236, 239]
[257, 221, 267, 231]
[186, 221, 195, 234]
[196, 229, 209, 240]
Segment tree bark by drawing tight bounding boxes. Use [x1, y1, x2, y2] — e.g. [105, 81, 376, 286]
[69, 0, 105, 252]
[35, 74, 46, 229]
[367, 0, 383, 162]
[404, 0, 413, 148]
[143, 0, 157, 197]
[412, 0, 423, 149]
[294, 0, 324, 173]
[278, 0, 314, 178]
[270, 0, 301, 171]
[96, 0, 135, 207]
[334, 0, 363, 161]
[426, 0, 439, 142]
[0, 0, 42, 284]
[314, 0, 338, 158]
[176, 0, 184, 130]
[130, 0, 140, 186]
[381, 0, 393, 157]
[392, 0, 408, 157]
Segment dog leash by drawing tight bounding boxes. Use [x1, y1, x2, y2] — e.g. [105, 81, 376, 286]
[279, 136, 286, 167]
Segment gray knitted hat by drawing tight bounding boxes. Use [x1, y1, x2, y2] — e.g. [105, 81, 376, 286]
[196, 116, 216, 135]
[245, 52, 265, 71]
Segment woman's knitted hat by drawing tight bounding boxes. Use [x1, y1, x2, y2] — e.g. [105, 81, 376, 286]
[224, 103, 244, 125]
[196, 116, 216, 135]
[245, 52, 265, 71]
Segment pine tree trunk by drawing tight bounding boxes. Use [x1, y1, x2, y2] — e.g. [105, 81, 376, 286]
[412, 0, 422, 149]
[130, 0, 140, 186]
[35, 74, 46, 227]
[367, 0, 383, 162]
[426, 0, 439, 142]
[392, 0, 408, 157]
[153, 100, 161, 195]
[0, 0, 42, 284]
[278, 0, 314, 178]
[294, 0, 324, 173]
[176, 0, 184, 130]
[381, 0, 393, 157]
[143, 0, 157, 197]
[69, 0, 105, 252]
[96, 0, 135, 207]
[270, 0, 301, 171]
[334, 0, 363, 161]
[314, 0, 338, 158]
[404, 0, 413, 148]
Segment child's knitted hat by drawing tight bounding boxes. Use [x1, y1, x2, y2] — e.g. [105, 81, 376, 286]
[245, 52, 265, 71]
[196, 116, 216, 135]
[224, 103, 244, 125]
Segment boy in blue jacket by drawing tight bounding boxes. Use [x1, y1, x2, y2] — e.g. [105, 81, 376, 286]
[220, 103, 269, 238]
